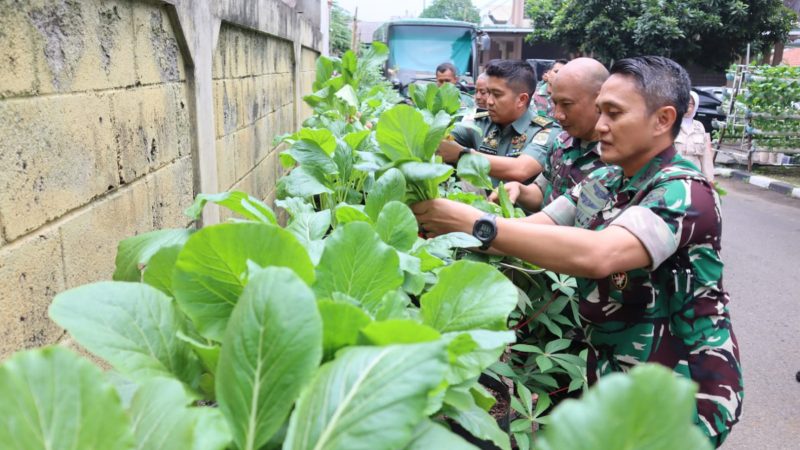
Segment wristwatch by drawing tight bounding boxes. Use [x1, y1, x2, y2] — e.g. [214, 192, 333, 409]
[457, 147, 473, 161]
[472, 213, 497, 250]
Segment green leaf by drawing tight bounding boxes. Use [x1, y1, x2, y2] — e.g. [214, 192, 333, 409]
[399, 161, 453, 184]
[0, 347, 135, 450]
[142, 244, 182, 297]
[217, 268, 323, 450]
[283, 342, 448, 450]
[536, 355, 554, 372]
[375, 201, 418, 251]
[335, 203, 372, 225]
[536, 364, 712, 450]
[185, 191, 277, 224]
[402, 419, 478, 450]
[282, 140, 339, 174]
[49, 282, 202, 387]
[444, 330, 515, 385]
[314, 222, 404, 313]
[277, 166, 333, 198]
[359, 320, 441, 345]
[545, 339, 573, 354]
[113, 228, 192, 282]
[130, 377, 231, 450]
[423, 110, 453, 161]
[435, 83, 462, 115]
[365, 168, 406, 222]
[443, 402, 511, 450]
[286, 210, 331, 246]
[496, 182, 515, 219]
[457, 153, 492, 190]
[335, 85, 359, 108]
[343, 130, 371, 151]
[173, 223, 314, 341]
[374, 290, 412, 321]
[176, 331, 220, 375]
[421, 261, 518, 332]
[318, 300, 373, 360]
[314, 57, 335, 91]
[376, 104, 429, 162]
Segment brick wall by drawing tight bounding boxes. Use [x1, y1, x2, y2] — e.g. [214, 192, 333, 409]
[0, 0, 322, 359]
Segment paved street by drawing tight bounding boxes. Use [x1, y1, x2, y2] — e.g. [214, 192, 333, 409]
[716, 179, 800, 450]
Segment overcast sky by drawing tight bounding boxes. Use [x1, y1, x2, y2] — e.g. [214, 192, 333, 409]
[336, 0, 499, 23]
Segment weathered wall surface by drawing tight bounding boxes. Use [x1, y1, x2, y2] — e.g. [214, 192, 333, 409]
[0, 0, 322, 359]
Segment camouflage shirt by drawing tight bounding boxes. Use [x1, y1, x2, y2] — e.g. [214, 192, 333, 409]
[531, 132, 606, 209]
[532, 80, 553, 118]
[450, 109, 561, 186]
[542, 146, 743, 447]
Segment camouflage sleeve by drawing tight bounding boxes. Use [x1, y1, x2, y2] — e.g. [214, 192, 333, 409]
[450, 123, 480, 150]
[532, 173, 550, 195]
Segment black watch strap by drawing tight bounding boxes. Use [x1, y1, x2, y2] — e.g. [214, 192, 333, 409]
[457, 148, 472, 160]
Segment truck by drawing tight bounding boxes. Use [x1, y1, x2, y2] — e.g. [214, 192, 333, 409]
[372, 18, 490, 96]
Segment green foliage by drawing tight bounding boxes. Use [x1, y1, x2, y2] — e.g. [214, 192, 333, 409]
[1, 47, 709, 450]
[0, 347, 135, 450]
[421, 0, 481, 23]
[536, 364, 712, 450]
[526, 0, 797, 69]
[330, 1, 352, 56]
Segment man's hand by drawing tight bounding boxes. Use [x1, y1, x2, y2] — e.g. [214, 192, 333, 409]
[488, 181, 523, 204]
[411, 199, 483, 238]
[437, 140, 465, 164]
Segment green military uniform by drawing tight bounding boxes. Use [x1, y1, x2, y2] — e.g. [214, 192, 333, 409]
[532, 80, 554, 118]
[542, 146, 743, 447]
[450, 108, 561, 186]
[531, 131, 606, 209]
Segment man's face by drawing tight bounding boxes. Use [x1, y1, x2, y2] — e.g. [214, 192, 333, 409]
[436, 70, 457, 86]
[594, 74, 657, 165]
[474, 76, 489, 109]
[486, 76, 527, 125]
[551, 75, 600, 141]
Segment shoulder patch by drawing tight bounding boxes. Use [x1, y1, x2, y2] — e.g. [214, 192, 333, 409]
[532, 115, 553, 127]
[473, 111, 491, 119]
[532, 129, 550, 146]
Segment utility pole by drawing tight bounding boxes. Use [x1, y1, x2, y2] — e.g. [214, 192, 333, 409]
[351, 7, 359, 52]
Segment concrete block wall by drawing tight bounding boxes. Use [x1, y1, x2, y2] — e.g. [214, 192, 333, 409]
[0, 0, 322, 360]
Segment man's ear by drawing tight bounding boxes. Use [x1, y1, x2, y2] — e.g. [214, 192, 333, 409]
[653, 105, 677, 137]
[518, 92, 530, 109]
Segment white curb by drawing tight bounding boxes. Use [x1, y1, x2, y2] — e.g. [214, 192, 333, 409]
[748, 175, 772, 189]
[793, 188, 800, 199]
[715, 168, 733, 177]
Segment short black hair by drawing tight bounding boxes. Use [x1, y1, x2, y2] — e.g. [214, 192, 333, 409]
[436, 62, 457, 76]
[485, 60, 537, 105]
[553, 59, 568, 66]
[610, 56, 690, 139]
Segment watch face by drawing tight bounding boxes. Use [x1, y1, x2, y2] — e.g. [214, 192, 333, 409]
[475, 221, 494, 239]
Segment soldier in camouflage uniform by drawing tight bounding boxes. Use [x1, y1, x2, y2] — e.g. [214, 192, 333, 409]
[437, 60, 561, 187]
[532, 59, 566, 118]
[493, 58, 609, 211]
[413, 56, 742, 447]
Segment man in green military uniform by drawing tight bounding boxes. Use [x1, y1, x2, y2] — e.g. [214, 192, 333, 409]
[413, 56, 742, 447]
[436, 60, 561, 186]
[492, 57, 608, 211]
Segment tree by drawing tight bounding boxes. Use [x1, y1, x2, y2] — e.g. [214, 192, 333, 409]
[330, 1, 353, 56]
[420, 0, 481, 24]
[526, 0, 798, 69]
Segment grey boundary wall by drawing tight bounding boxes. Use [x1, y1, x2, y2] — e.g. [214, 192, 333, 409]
[0, 0, 323, 359]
